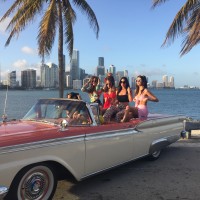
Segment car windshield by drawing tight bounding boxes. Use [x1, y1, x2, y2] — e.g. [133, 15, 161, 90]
[23, 99, 92, 125]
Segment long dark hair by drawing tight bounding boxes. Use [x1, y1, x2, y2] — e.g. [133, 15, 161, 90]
[88, 76, 99, 93]
[117, 77, 130, 95]
[135, 75, 148, 95]
[104, 76, 115, 92]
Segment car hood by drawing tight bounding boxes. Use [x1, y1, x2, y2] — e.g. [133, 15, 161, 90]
[0, 120, 57, 135]
[0, 120, 60, 148]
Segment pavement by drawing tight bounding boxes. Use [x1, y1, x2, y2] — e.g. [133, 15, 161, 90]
[53, 137, 200, 200]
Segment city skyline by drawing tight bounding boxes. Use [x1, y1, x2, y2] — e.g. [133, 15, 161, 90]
[4, 53, 177, 89]
[1, 1, 200, 88]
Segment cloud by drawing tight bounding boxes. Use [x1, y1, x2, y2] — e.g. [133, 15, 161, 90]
[132, 68, 167, 79]
[13, 59, 28, 70]
[21, 46, 36, 55]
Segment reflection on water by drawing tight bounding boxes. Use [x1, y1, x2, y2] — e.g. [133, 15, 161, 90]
[0, 89, 200, 120]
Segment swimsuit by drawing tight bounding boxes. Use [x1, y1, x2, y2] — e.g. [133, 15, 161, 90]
[81, 85, 102, 104]
[134, 94, 148, 119]
[117, 93, 129, 103]
[103, 91, 116, 109]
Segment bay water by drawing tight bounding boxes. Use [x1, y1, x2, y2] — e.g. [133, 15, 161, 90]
[0, 89, 199, 120]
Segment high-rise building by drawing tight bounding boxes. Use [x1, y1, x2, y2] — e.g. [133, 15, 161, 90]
[80, 68, 86, 81]
[109, 65, 116, 78]
[21, 69, 36, 88]
[124, 70, 128, 77]
[162, 75, 168, 87]
[8, 71, 17, 88]
[73, 80, 82, 90]
[70, 49, 80, 80]
[96, 66, 105, 77]
[41, 63, 59, 88]
[152, 80, 157, 88]
[131, 77, 136, 89]
[169, 76, 175, 88]
[98, 57, 104, 66]
[116, 71, 124, 84]
[66, 75, 72, 88]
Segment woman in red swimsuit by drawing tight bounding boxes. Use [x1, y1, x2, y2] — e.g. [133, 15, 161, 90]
[102, 76, 116, 113]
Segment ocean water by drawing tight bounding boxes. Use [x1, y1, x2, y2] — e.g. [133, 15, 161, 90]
[0, 89, 199, 120]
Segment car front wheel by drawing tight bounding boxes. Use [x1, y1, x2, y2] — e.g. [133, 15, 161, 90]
[6, 164, 57, 200]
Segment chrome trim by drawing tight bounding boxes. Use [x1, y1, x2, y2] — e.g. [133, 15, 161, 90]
[149, 135, 179, 154]
[0, 186, 8, 200]
[151, 138, 167, 146]
[85, 129, 138, 141]
[0, 134, 85, 154]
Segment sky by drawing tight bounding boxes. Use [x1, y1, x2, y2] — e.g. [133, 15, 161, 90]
[0, 0, 200, 88]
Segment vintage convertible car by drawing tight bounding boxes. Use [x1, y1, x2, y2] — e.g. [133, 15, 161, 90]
[0, 98, 185, 200]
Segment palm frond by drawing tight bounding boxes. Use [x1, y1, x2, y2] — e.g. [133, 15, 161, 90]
[180, 6, 200, 55]
[0, 0, 24, 23]
[37, 0, 57, 57]
[73, 0, 99, 38]
[63, 6, 74, 59]
[152, 0, 169, 8]
[162, 0, 199, 46]
[4, 0, 44, 46]
[62, 1, 76, 59]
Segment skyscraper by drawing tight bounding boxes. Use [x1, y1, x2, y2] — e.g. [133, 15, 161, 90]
[169, 76, 175, 88]
[8, 71, 17, 88]
[96, 66, 105, 77]
[70, 49, 80, 80]
[98, 57, 104, 66]
[21, 69, 36, 88]
[162, 75, 168, 87]
[109, 65, 116, 79]
[41, 63, 58, 88]
[66, 75, 72, 88]
[124, 70, 128, 78]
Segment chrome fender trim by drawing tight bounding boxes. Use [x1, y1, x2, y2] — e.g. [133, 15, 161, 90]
[149, 138, 170, 154]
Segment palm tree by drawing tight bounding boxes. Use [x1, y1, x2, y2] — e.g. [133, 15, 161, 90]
[0, 0, 99, 97]
[152, 0, 200, 56]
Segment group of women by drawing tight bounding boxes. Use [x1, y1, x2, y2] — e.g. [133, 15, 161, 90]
[81, 74, 159, 123]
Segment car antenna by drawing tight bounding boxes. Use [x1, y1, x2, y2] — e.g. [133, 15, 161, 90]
[2, 81, 8, 122]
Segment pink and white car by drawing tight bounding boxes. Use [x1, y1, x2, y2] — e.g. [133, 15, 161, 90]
[0, 98, 185, 200]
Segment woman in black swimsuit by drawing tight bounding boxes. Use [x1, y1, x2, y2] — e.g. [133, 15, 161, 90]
[103, 77, 133, 123]
[115, 77, 133, 122]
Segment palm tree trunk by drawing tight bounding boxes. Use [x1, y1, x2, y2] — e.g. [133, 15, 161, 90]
[58, 1, 64, 98]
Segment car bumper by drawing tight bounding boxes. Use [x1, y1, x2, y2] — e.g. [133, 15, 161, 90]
[0, 186, 8, 200]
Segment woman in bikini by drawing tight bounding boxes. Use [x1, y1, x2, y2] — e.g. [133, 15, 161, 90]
[121, 75, 159, 122]
[81, 76, 103, 105]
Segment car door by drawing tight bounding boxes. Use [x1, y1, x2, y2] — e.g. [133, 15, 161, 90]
[84, 125, 136, 176]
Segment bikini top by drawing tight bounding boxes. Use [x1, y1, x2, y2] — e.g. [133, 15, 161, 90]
[134, 93, 146, 107]
[117, 91, 129, 103]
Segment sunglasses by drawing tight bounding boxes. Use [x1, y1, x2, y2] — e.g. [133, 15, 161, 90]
[120, 81, 126, 84]
[136, 79, 141, 82]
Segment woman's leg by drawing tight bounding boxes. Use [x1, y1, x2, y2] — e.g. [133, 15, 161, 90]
[121, 106, 138, 122]
[115, 109, 125, 122]
[103, 105, 118, 122]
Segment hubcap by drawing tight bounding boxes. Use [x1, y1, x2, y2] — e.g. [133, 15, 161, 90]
[20, 170, 50, 200]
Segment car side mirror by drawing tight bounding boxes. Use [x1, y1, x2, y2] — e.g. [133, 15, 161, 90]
[60, 119, 68, 131]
